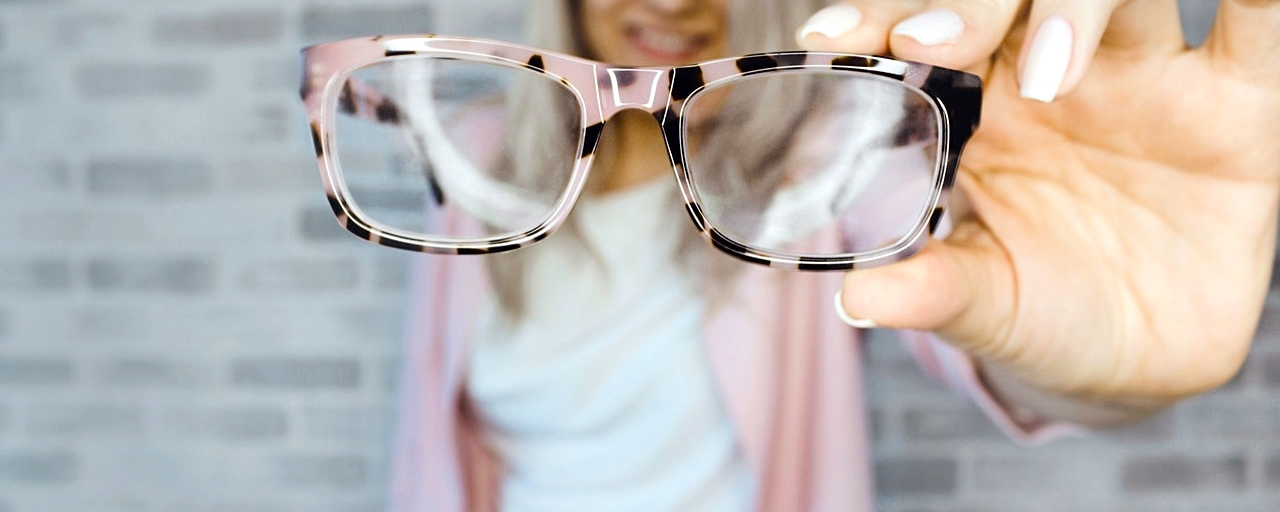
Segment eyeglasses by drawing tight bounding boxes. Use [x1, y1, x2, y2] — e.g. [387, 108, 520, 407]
[299, 35, 981, 271]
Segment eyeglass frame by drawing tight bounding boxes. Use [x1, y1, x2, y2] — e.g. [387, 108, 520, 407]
[299, 35, 982, 271]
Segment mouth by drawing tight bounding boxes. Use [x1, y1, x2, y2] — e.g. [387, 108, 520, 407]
[625, 25, 712, 64]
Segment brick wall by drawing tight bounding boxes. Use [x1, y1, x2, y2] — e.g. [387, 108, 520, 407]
[2, 1, 1274, 511]
[0, 1, 477, 511]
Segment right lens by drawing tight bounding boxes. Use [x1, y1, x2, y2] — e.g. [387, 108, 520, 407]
[330, 55, 584, 244]
[682, 69, 942, 260]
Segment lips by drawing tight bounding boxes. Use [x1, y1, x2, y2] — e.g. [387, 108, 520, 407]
[625, 25, 711, 64]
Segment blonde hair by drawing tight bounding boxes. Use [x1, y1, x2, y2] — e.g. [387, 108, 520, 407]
[490, 0, 827, 316]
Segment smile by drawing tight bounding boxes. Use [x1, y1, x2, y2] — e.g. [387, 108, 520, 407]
[626, 25, 711, 63]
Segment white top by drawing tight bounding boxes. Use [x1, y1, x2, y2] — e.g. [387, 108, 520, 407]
[467, 178, 755, 512]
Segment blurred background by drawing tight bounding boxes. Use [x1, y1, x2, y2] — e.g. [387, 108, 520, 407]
[1, 0, 1277, 511]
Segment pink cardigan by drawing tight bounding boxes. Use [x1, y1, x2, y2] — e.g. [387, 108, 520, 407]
[386, 241, 1077, 512]
[384, 101, 1078, 510]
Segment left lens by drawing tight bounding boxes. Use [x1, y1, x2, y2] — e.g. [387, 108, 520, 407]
[681, 70, 942, 260]
[331, 55, 584, 245]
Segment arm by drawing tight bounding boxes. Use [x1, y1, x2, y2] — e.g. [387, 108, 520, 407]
[813, 0, 1280, 424]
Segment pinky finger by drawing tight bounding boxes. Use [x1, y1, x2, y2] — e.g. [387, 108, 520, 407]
[1205, 0, 1280, 85]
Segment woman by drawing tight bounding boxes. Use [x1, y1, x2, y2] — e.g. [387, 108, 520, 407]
[388, 1, 1042, 511]
[384, 0, 1280, 511]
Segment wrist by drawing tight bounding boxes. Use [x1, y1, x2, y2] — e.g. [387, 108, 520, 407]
[976, 359, 1173, 429]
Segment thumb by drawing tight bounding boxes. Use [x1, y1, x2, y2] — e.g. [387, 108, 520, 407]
[836, 231, 1015, 352]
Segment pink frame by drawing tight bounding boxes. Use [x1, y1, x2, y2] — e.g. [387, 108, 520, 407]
[300, 35, 982, 271]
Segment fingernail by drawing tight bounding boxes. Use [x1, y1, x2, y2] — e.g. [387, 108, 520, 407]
[1020, 16, 1073, 103]
[834, 291, 878, 329]
[798, 5, 864, 41]
[891, 9, 965, 46]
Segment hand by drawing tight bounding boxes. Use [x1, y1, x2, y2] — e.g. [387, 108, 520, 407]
[804, 0, 1280, 417]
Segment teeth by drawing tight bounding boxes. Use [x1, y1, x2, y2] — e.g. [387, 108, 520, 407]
[638, 28, 695, 55]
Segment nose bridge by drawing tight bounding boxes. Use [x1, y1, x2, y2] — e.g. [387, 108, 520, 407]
[600, 68, 668, 118]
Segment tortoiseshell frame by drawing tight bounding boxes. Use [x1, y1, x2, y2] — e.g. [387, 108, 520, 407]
[300, 35, 981, 271]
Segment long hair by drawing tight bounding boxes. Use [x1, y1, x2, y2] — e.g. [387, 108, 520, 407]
[489, 0, 828, 316]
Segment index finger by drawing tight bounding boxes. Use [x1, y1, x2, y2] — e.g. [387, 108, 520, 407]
[797, 0, 1022, 76]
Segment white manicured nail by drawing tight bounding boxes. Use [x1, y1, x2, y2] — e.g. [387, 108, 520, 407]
[892, 10, 965, 46]
[834, 291, 878, 329]
[799, 5, 864, 40]
[1020, 16, 1073, 103]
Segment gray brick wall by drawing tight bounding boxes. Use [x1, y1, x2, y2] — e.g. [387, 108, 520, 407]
[0, 1, 491, 511]
[2, 1, 1275, 511]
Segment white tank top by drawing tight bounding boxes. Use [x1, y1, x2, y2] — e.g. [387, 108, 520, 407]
[467, 178, 755, 512]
